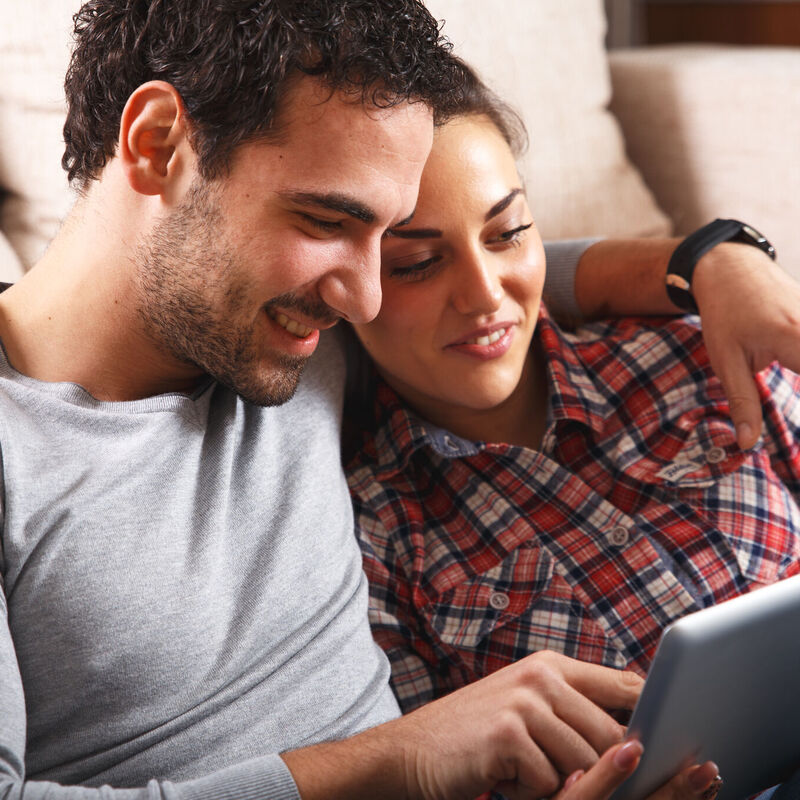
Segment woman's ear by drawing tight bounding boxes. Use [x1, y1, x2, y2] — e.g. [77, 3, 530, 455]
[118, 81, 192, 196]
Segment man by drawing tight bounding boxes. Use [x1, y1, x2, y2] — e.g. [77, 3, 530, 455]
[0, 1, 791, 798]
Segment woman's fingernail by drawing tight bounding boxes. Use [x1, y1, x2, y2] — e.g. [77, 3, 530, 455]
[564, 769, 585, 790]
[701, 775, 723, 800]
[613, 740, 644, 770]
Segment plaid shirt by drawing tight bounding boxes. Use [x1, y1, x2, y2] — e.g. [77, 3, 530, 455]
[347, 310, 800, 716]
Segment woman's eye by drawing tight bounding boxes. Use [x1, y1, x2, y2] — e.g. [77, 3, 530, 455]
[491, 221, 534, 246]
[388, 255, 443, 282]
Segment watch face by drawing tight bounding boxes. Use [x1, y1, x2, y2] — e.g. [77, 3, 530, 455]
[738, 223, 777, 260]
[741, 223, 766, 243]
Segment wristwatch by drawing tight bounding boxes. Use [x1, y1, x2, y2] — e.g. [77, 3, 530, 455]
[665, 218, 777, 313]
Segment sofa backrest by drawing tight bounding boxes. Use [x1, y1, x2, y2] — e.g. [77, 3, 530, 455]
[425, 0, 671, 241]
[0, 0, 76, 280]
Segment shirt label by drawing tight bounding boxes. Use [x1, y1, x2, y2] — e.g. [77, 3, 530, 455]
[656, 460, 703, 483]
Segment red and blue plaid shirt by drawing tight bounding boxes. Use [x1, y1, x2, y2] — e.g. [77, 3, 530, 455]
[347, 310, 800, 715]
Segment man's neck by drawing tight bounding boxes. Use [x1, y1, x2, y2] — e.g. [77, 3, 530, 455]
[0, 204, 206, 402]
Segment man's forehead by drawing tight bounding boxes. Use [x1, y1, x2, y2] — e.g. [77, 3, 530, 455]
[277, 74, 434, 138]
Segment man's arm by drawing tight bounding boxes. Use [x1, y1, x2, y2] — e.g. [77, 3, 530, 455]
[282, 657, 719, 800]
[0, 590, 710, 800]
[549, 236, 800, 450]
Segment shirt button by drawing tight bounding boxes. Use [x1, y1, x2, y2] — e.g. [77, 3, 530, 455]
[705, 446, 726, 464]
[608, 525, 630, 546]
[489, 591, 510, 611]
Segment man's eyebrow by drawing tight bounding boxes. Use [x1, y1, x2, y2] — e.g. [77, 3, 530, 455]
[394, 209, 417, 228]
[485, 188, 524, 222]
[282, 191, 376, 224]
[384, 226, 442, 240]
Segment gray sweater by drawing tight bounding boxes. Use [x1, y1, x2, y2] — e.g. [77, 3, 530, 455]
[0, 330, 398, 799]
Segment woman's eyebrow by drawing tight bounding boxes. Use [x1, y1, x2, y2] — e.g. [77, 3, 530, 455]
[384, 188, 524, 239]
[485, 188, 523, 222]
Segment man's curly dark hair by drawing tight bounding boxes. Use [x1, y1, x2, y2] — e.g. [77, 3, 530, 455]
[62, 0, 464, 190]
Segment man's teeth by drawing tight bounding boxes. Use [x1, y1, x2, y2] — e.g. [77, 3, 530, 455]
[272, 311, 314, 338]
[464, 328, 507, 346]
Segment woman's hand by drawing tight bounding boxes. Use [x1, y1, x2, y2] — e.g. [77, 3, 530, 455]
[550, 740, 721, 800]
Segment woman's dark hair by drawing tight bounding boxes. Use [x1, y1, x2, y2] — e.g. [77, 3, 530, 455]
[439, 57, 529, 158]
[62, 0, 465, 189]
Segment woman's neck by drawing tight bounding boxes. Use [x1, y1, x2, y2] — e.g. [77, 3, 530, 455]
[397, 347, 550, 451]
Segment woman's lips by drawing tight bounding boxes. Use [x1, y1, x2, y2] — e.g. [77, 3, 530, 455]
[445, 323, 516, 360]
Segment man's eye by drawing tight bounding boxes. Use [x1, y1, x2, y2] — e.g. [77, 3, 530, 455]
[491, 222, 533, 245]
[389, 255, 443, 282]
[300, 213, 343, 232]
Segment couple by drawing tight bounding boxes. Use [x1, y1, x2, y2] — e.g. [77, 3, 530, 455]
[1, 2, 799, 799]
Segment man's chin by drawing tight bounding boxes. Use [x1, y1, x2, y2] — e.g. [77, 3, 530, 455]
[227, 358, 308, 407]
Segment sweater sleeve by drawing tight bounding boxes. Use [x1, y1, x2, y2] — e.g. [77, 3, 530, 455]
[0, 581, 300, 800]
[542, 238, 601, 320]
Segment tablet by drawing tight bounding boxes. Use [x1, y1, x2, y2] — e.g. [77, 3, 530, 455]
[609, 573, 800, 800]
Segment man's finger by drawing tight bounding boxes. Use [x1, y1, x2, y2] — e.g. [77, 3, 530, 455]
[527, 702, 603, 775]
[559, 658, 644, 711]
[714, 349, 764, 449]
[553, 681, 627, 757]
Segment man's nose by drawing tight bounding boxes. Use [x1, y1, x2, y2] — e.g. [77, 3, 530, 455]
[317, 242, 383, 325]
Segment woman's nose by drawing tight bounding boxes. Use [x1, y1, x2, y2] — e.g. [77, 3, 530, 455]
[450, 250, 503, 316]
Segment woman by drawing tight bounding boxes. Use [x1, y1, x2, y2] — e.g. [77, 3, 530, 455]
[344, 65, 800, 799]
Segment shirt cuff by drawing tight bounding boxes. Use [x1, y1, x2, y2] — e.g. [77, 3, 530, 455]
[543, 237, 603, 320]
[166, 754, 301, 800]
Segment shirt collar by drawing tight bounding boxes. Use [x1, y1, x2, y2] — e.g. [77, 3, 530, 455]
[361, 306, 615, 479]
[537, 307, 615, 433]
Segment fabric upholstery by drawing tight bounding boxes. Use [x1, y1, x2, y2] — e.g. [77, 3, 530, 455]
[425, 0, 672, 241]
[0, 0, 76, 276]
[610, 45, 800, 277]
[0, 230, 24, 283]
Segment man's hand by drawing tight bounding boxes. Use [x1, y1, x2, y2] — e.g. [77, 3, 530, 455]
[692, 242, 800, 450]
[283, 650, 643, 800]
[552, 740, 721, 800]
[572, 236, 800, 452]
[397, 650, 642, 799]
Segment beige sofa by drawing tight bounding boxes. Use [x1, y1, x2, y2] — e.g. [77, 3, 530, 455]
[1, 0, 799, 282]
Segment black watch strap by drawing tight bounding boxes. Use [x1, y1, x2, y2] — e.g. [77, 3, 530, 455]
[666, 218, 777, 313]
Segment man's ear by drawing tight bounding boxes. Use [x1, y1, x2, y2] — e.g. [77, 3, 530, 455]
[119, 81, 193, 196]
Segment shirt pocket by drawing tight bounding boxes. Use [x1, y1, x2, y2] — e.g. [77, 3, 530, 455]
[615, 415, 746, 489]
[617, 416, 799, 585]
[422, 543, 555, 650]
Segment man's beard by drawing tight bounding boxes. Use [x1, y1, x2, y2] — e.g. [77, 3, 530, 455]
[133, 180, 312, 407]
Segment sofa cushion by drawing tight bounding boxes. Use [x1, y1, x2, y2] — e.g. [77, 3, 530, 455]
[0, 1, 77, 270]
[610, 45, 800, 279]
[425, 0, 672, 241]
[0, 229, 25, 283]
